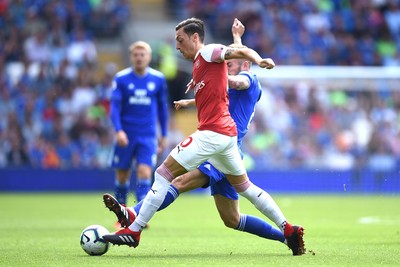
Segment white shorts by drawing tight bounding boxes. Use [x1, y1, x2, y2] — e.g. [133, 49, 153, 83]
[170, 130, 246, 176]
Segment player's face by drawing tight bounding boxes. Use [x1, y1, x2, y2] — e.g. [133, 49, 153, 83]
[130, 47, 151, 72]
[226, 59, 242, 75]
[175, 28, 197, 60]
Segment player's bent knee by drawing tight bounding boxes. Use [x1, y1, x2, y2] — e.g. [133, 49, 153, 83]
[155, 163, 174, 182]
[220, 214, 240, 229]
[137, 164, 152, 178]
[171, 176, 185, 191]
[232, 179, 252, 193]
[116, 170, 130, 183]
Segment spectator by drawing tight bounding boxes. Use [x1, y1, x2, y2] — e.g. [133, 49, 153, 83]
[6, 137, 30, 167]
[176, 0, 400, 66]
[0, 0, 399, 172]
[23, 29, 51, 63]
[66, 27, 97, 66]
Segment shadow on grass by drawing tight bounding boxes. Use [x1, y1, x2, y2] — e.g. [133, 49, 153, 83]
[101, 251, 291, 259]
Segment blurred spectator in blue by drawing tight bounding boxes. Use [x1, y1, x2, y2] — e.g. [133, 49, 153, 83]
[1, 0, 399, 173]
[175, 0, 400, 66]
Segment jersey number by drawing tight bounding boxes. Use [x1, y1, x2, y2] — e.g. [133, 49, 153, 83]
[180, 137, 193, 147]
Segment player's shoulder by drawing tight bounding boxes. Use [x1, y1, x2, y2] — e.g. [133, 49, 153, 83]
[200, 44, 227, 62]
[147, 67, 166, 80]
[201, 43, 225, 54]
[204, 43, 225, 49]
[115, 67, 132, 78]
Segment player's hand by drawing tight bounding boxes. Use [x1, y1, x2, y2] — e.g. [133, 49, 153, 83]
[158, 136, 167, 154]
[174, 99, 193, 110]
[258, 58, 275, 69]
[232, 18, 245, 38]
[116, 130, 129, 146]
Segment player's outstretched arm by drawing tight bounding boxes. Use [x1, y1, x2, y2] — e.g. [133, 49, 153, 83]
[228, 75, 250, 90]
[225, 47, 275, 69]
[174, 99, 196, 110]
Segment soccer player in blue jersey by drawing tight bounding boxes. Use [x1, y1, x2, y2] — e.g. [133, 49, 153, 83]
[109, 41, 169, 213]
[104, 19, 305, 255]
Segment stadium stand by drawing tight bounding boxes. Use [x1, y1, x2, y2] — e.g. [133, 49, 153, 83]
[0, 0, 399, 180]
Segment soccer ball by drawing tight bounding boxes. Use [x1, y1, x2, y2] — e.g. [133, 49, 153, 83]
[80, 225, 110, 256]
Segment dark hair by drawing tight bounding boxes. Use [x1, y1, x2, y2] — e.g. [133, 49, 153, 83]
[175, 17, 205, 43]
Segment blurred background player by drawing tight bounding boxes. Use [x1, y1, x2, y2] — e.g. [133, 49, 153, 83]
[109, 41, 169, 226]
[104, 18, 305, 255]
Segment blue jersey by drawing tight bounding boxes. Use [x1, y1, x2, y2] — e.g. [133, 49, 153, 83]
[110, 67, 169, 138]
[228, 70, 262, 154]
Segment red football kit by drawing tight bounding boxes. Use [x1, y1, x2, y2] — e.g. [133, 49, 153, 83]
[189, 44, 237, 136]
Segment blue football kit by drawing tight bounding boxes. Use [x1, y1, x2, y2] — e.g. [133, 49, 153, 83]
[110, 66, 168, 169]
[110, 66, 168, 203]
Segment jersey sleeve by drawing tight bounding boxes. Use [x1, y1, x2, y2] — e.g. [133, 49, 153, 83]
[110, 79, 123, 132]
[200, 44, 228, 63]
[157, 77, 169, 137]
[237, 71, 258, 89]
[239, 71, 262, 101]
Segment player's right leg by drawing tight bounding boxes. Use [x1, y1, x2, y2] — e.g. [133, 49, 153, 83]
[103, 155, 188, 247]
[104, 168, 209, 227]
[135, 136, 158, 203]
[104, 131, 231, 247]
[111, 141, 136, 205]
[135, 164, 153, 203]
[114, 169, 131, 205]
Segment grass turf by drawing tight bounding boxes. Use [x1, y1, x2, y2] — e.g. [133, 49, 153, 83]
[0, 193, 399, 266]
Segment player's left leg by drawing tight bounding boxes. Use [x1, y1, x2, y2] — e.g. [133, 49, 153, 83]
[133, 168, 208, 213]
[211, 138, 305, 255]
[226, 176, 306, 255]
[211, 176, 285, 243]
[135, 137, 158, 203]
[104, 167, 209, 229]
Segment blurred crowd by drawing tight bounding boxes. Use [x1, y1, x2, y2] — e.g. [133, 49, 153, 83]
[0, 0, 130, 168]
[174, 0, 400, 66]
[0, 0, 399, 172]
[243, 81, 400, 171]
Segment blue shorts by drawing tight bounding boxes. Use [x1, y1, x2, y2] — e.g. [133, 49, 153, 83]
[111, 136, 157, 170]
[198, 161, 239, 200]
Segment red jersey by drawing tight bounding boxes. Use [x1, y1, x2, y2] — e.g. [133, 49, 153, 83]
[190, 44, 237, 136]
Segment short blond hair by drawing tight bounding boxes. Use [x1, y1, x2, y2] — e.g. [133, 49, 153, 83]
[129, 41, 152, 54]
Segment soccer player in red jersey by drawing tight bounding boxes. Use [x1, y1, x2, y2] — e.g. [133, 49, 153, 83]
[104, 17, 305, 255]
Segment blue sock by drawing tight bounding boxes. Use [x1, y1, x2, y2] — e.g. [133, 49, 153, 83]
[135, 178, 152, 203]
[236, 214, 285, 243]
[133, 184, 179, 214]
[114, 180, 130, 205]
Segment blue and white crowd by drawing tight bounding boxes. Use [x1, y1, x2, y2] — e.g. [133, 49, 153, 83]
[0, 0, 399, 171]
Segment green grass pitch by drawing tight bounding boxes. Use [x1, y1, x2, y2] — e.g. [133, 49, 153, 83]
[1, 193, 399, 266]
